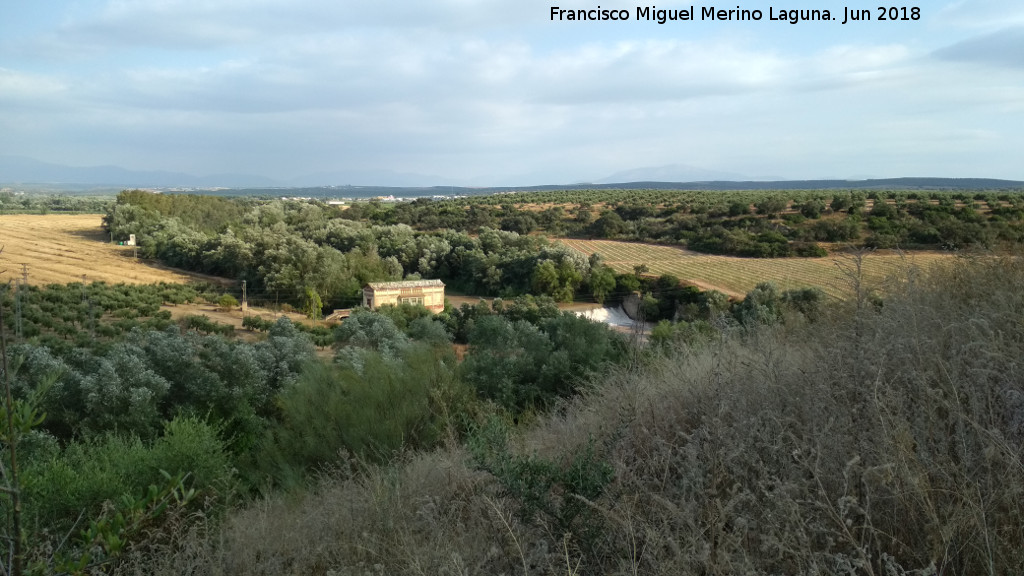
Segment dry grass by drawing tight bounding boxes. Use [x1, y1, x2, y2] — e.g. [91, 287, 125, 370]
[559, 238, 955, 298]
[0, 214, 216, 286]
[119, 255, 1024, 575]
[163, 303, 317, 334]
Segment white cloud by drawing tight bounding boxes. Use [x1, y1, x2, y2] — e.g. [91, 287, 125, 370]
[933, 26, 1024, 69]
[0, 0, 1022, 182]
[0, 68, 66, 99]
[0, 68, 70, 120]
[933, 0, 1024, 30]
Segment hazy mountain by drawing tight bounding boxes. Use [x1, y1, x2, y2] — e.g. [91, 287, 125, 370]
[3, 156, 1022, 191]
[286, 169, 464, 187]
[595, 164, 752, 184]
[0, 156, 471, 188]
[0, 156, 279, 188]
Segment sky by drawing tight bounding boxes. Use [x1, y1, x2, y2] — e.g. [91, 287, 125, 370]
[1, 0, 1022, 185]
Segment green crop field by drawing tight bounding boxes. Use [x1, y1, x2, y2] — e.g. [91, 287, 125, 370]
[559, 239, 956, 298]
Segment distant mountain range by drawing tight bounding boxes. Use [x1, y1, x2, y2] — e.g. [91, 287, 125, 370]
[2, 155, 1022, 192]
[0, 156, 457, 189]
[0, 155, 279, 188]
[556, 177, 1024, 191]
[595, 164, 754, 183]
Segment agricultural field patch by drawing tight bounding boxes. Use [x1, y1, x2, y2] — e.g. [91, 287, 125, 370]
[0, 214, 216, 286]
[559, 238, 956, 298]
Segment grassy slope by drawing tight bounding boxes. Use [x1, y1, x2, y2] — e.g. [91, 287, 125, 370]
[123, 256, 1024, 575]
[559, 238, 956, 299]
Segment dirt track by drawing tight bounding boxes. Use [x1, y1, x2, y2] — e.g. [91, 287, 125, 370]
[0, 214, 213, 286]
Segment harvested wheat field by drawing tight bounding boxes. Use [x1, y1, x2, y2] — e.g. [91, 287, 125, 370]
[0, 214, 209, 286]
[560, 238, 956, 298]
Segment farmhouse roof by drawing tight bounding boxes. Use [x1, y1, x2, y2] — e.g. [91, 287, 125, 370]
[365, 279, 445, 290]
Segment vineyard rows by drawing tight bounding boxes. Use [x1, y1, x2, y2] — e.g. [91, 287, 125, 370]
[559, 239, 954, 299]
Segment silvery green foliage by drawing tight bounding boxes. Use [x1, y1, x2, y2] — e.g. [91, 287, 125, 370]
[10, 321, 315, 440]
[9, 343, 68, 397]
[333, 346, 370, 375]
[407, 317, 453, 346]
[382, 255, 404, 279]
[538, 243, 589, 276]
[735, 282, 783, 326]
[334, 311, 410, 362]
[77, 342, 170, 437]
[259, 317, 317, 389]
[416, 236, 452, 276]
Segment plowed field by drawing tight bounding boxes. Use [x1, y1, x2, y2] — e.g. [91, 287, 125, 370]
[0, 214, 210, 286]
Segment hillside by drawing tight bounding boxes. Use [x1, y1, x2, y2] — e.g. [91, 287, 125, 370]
[123, 255, 1024, 575]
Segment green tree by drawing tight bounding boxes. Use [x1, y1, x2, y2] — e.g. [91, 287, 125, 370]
[592, 211, 625, 238]
[461, 316, 551, 413]
[755, 197, 787, 216]
[800, 199, 826, 219]
[303, 287, 323, 321]
[589, 265, 616, 305]
[531, 260, 560, 297]
[735, 282, 783, 325]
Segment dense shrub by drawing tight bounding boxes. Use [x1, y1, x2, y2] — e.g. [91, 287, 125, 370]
[460, 313, 627, 414]
[20, 416, 231, 540]
[256, 344, 466, 486]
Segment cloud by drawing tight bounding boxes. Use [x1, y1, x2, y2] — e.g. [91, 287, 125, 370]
[933, 0, 1024, 30]
[0, 68, 67, 109]
[47, 0, 540, 53]
[2, 0, 1023, 182]
[70, 32, 917, 120]
[933, 26, 1024, 68]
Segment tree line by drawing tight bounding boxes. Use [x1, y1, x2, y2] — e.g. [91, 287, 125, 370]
[356, 188, 1024, 255]
[106, 191, 620, 310]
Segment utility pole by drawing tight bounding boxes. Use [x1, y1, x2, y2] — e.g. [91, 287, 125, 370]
[241, 280, 248, 316]
[20, 264, 28, 285]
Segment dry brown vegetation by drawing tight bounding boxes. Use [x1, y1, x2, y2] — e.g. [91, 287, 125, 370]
[117, 255, 1024, 575]
[560, 238, 955, 298]
[0, 214, 213, 286]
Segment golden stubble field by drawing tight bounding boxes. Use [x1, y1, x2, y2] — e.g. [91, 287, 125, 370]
[559, 238, 956, 299]
[0, 214, 204, 286]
